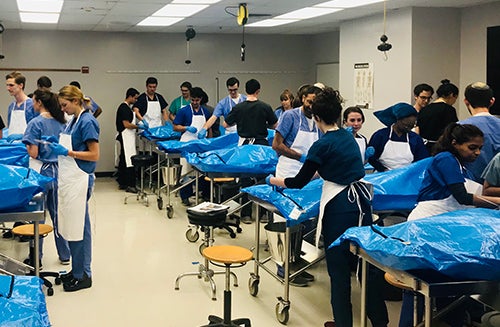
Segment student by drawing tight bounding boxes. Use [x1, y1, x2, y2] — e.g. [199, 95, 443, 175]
[49, 85, 100, 292]
[343, 106, 374, 163]
[169, 81, 192, 121]
[266, 87, 389, 327]
[134, 77, 169, 128]
[401, 123, 500, 326]
[482, 152, 500, 196]
[412, 83, 434, 112]
[5, 71, 37, 135]
[22, 89, 70, 266]
[274, 89, 295, 120]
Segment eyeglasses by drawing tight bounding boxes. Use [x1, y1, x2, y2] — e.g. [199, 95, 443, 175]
[228, 88, 238, 92]
[418, 96, 432, 101]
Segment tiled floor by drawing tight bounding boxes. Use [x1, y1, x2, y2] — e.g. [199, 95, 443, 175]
[1, 177, 403, 326]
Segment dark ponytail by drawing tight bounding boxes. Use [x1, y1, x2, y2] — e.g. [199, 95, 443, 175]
[433, 123, 483, 155]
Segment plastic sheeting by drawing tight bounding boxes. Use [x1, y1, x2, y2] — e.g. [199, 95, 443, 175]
[0, 164, 53, 211]
[158, 132, 239, 154]
[185, 144, 278, 174]
[139, 124, 181, 141]
[330, 208, 500, 281]
[242, 179, 322, 226]
[0, 275, 51, 326]
[363, 158, 432, 211]
[0, 139, 29, 167]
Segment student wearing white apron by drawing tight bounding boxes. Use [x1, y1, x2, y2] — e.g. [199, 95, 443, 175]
[198, 77, 247, 139]
[400, 123, 500, 327]
[267, 88, 389, 327]
[343, 106, 374, 163]
[133, 77, 169, 129]
[368, 102, 429, 172]
[49, 85, 100, 292]
[22, 89, 70, 265]
[173, 87, 212, 205]
[115, 88, 141, 192]
[6, 71, 37, 135]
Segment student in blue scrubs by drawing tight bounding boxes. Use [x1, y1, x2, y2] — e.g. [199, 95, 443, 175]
[267, 87, 389, 327]
[49, 85, 100, 292]
[22, 89, 70, 266]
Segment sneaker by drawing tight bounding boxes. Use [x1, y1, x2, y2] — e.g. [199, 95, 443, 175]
[59, 259, 70, 265]
[277, 266, 309, 287]
[2, 230, 13, 239]
[63, 273, 92, 292]
[241, 216, 253, 224]
[125, 186, 138, 193]
[181, 198, 192, 206]
[60, 271, 74, 284]
[23, 258, 43, 270]
[324, 321, 336, 327]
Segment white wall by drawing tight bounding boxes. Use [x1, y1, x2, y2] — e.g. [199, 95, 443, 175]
[0, 30, 314, 172]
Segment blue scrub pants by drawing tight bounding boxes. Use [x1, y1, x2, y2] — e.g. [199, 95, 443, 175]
[322, 186, 389, 327]
[68, 175, 94, 279]
[38, 163, 71, 262]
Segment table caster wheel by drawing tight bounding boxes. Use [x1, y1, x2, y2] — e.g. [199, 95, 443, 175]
[166, 205, 174, 219]
[186, 228, 199, 242]
[275, 302, 290, 324]
[248, 276, 259, 297]
[157, 197, 163, 210]
[55, 277, 61, 285]
[47, 287, 54, 296]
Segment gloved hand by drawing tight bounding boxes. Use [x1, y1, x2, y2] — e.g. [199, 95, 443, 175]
[299, 153, 307, 163]
[141, 119, 149, 129]
[344, 126, 354, 134]
[137, 121, 147, 130]
[365, 146, 375, 160]
[265, 174, 274, 186]
[41, 135, 58, 143]
[197, 128, 207, 139]
[48, 143, 69, 156]
[186, 126, 197, 133]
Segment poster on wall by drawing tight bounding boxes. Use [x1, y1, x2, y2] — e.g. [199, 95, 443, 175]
[354, 63, 373, 108]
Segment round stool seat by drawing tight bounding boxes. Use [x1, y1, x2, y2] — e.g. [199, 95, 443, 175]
[202, 245, 253, 265]
[203, 177, 235, 183]
[12, 224, 53, 237]
[384, 273, 412, 291]
[131, 154, 154, 168]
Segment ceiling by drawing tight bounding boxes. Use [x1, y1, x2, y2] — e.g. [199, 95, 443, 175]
[0, 0, 498, 35]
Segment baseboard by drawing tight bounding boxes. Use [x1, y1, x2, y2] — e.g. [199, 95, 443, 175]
[95, 171, 116, 178]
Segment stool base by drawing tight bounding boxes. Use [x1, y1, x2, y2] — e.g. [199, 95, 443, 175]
[201, 314, 251, 327]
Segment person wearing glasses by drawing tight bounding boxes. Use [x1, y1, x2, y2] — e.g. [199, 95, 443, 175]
[197, 77, 246, 138]
[413, 83, 434, 112]
[368, 102, 429, 172]
[169, 81, 192, 122]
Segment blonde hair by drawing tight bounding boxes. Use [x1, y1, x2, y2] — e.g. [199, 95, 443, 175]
[58, 85, 91, 108]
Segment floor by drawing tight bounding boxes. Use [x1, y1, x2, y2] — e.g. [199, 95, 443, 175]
[1, 177, 403, 326]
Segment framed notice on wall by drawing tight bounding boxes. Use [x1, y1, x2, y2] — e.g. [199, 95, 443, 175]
[354, 63, 373, 108]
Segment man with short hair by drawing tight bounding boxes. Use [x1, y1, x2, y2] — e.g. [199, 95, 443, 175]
[413, 83, 434, 112]
[5, 71, 37, 135]
[116, 87, 141, 193]
[459, 82, 500, 183]
[169, 81, 192, 121]
[133, 77, 169, 128]
[198, 77, 246, 138]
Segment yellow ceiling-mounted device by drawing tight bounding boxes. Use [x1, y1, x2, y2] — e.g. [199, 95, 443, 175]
[237, 3, 248, 26]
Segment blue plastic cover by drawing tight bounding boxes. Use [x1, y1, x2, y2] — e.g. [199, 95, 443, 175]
[185, 144, 278, 174]
[157, 132, 239, 154]
[140, 124, 181, 141]
[330, 208, 500, 281]
[0, 139, 29, 167]
[242, 179, 323, 226]
[0, 164, 53, 211]
[363, 158, 432, 211]
[0, 275, 51, 326]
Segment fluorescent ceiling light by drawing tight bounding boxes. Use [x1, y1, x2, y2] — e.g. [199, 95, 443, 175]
[153, 4, 209, 17]
[316, 0, 384, 8]
[20, 12, 59, 23]
[172, 0, 221, 3]
[276, 7, 341, 20]
[17, 0, 63, 13]
[247, 19, 298, 27]
[137, 17, 184, 26]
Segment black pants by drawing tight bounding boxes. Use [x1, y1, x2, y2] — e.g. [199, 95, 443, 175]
[117, 137, 136, 188]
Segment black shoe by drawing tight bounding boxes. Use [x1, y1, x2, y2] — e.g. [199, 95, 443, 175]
[125, 186, 138, 193]
[277, 268, 309, 287]
[298, 270, 315, 282]
[181, 198, 191, 206]
[2, 230, 13, 239]
[23, 258, 43, 270]
[60, 271, 74, 284]
[118, 184, 127, 190]
[18, 235, 31, 242]
[63, 273, 92, 292]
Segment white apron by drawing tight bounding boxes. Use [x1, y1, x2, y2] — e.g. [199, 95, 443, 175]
[122, 104, 137, 168]
[408, 165, 483, 221]
[355, 137, 367, 163]
[144, 95, 162, 128]
[9, 101, 28, 135]
[276, 113, 318, 178]
[57, 116, 89, 241]
[378, 126, 413, 170]
[180, 106, 207, 174]
[225, 97, 240, 134]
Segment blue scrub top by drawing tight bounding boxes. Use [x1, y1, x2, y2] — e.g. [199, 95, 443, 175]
[276, 108, 320, 149]
[22, 115, 65, 163]
[213, 94, 247, 119]
[65, 110, 100, 174]
[173, 104, 211, 127]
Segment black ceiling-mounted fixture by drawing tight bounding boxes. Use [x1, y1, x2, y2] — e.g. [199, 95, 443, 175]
[185, 26, 196, 65]
[377, 0, 392, 59]
[0, 22, 5, 60]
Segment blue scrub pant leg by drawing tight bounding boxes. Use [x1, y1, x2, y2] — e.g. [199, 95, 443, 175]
[46, 180, 70, 262]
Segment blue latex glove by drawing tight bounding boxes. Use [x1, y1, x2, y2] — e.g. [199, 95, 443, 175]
[197, 128, 207, 139]
[365, 146, 375, 160]
[186, 126, 197, 133]
[137, 121, 147, 130]
[299, 153, 307, 163]
[48, 143, 69, 156]
[265, 174, 273, 186]
[344, 126, 354, 134]
[6, 133, 23, 141]
[141, 119, 149, 129]
[41, 135, 58, 143]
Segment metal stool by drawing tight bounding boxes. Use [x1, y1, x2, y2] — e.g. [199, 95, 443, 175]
[12, 224, 61, 296]
[124, 154, 155, 207]
[200, 245, 253, 327]
[176, 207, 238, 301]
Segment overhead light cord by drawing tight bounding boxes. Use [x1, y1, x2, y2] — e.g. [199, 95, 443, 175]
[382, 0, 388, 60]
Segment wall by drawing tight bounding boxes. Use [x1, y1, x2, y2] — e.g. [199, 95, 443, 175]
[0, 30, 314, 172]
